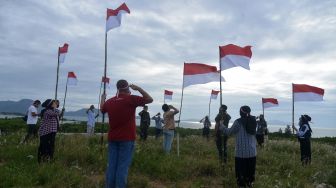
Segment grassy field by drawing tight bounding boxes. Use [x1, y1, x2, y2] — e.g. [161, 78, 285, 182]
[0, 118, 336, 187]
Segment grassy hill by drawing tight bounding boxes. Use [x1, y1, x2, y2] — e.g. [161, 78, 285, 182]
[0, 118, 335, 187]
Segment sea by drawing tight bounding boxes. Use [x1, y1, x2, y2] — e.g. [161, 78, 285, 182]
[1, 114, 335, 138]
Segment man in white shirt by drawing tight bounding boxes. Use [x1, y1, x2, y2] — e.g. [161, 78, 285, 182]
[23, 100, 41, 143]
[87, 105, 98, 136]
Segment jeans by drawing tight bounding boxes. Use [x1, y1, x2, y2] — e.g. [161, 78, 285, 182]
[163, 130, 174, 153]
[106, 141, 135, 188]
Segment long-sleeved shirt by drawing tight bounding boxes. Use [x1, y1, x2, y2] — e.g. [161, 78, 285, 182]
[295, 124, 311, 139]
[152, 116, 163, 129]
[39, 109, 60, 136]
[222, 119, 257, 158]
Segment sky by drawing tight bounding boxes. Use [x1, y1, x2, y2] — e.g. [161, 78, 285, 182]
[0, 0, 335, 128]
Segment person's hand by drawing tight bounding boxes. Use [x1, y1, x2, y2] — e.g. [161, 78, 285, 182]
[168, 105, 174, 108]
[129, 84, 141, 91]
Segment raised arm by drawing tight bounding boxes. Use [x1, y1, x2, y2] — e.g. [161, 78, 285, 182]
[130, 84, 153, 104]
[168, 105, 179, 115]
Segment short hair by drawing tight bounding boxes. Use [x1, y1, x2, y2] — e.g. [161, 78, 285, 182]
[220, 104, 227, 111]
[162, 104, 169, 112]
[116, 79, 129, 89]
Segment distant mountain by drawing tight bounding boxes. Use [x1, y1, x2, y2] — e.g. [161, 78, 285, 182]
[64, 108, 89, 117]
[0, 99, 34, 115]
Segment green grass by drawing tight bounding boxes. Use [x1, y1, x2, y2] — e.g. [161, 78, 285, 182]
[0, 119, 336, 187]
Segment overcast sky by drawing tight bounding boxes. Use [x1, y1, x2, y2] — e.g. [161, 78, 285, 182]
[0, 0, 335, 128]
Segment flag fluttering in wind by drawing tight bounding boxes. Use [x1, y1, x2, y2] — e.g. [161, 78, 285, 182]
[106, 3, 130, 32]
[59, 43, 69, 64]
[67, 72, 78, 86]
[262, 98, 279, 108]
[102, 76, 110, 88]
[293, 84, 324, 102]
[183, 63, 224, 88]
[164, 90, 173, 101]
[210, 90, 220, 100]
[219, 44, 252, 70]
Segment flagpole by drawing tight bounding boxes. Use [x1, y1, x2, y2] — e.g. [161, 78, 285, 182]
[97, 81, 103, 138]
[101, 32, 108, 147]
[262, 98, 265, 117]
[208, 96, 211, 119]
[292, 83, 295, 134]
[164, 93, 166, 104]
[55, 48, 60, 100]
[61, 76, 69, 126]
[177, 64, 185, 157]
[219, 46, 223, 106]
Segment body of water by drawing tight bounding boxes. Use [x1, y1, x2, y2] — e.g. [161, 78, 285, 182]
[1, 115, 335, 138]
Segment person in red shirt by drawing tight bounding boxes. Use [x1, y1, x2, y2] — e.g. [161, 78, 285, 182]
[101, 79, 153, 188]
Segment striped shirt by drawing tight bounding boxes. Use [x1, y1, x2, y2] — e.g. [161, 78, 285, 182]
[222, 119, 257, 158]
[39, 109, 59, 136]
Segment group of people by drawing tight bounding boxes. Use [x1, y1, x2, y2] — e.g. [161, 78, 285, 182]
[23, 79, 313, 188]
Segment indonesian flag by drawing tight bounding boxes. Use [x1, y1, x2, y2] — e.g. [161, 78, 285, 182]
[183, 63, 225, 88]
[219, 44, 252, 70]
[210, 90, 220, 100]
[293, 84, 324, 102]
[67, 72, 78, 86]
[59, 43, 69, 64]
[106, 3, 130, 32]
[262, 98, 279, 108]
[102, 76, 110, 88]
[164, 90, 173, 101]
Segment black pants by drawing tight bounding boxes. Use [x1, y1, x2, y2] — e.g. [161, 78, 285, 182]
[203, 127, 210, 140]
[23, 124, 38, 143]
[38, 132, 56, 163]
[256, 134, 264, 147]
[299, 138, 311, 165]
[155, 128, 162, 139]
[235, 157, 256, 187]
[216, 134, 228, 163]
[140, 124, 149, 141]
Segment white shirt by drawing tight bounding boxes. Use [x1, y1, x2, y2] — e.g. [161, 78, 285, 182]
[87, 110, 96, 127]
[27, 105, 38, 125]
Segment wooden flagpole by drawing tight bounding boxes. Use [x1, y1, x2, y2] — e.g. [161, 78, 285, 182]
[219, 47, 223, 106]
[292, 83, 295, 134]
[177, 63, 185, 157]
[97, 81, 103, 138]
[262, 98, 265, 117]
[61, 76, 69, 125]
[208, 95, 212, 119]
[101, 32, 108, 146]
[55, 48, 60, 100]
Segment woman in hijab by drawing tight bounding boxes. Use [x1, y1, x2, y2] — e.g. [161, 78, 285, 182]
[292, 114, 313, 165]
[220, 105, 257, 188]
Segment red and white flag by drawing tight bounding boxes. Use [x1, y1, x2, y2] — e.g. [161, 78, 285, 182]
[59, 43, 69, 64]
[106, 3, 130, 32]
[219, 44, 252, 70]
[210, 90, 220, 100]
[102, 76, 110, 88]
[262, 98, 279, 108]
[293, 84, 324, 102]
[164, 90, 173, 101]
[67, 72, 78, 86]
[183, 63, 224, 88]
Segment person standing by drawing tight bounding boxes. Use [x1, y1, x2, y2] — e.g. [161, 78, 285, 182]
[292, 115, 313, 166]
[152, 113, 163, 139]
[38, 99, 60, 163]
[23, 100, 41, 143]
[220, 105, 257, 187]
[162, 104, 179, 154]
[101, 80, 153, 188]
[214, 105, 231, 164]
[87, 105, 99, 136]
[200, 116, 211, 141]
[256, 114, 267, 147]
[139, 106, 150, 141]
